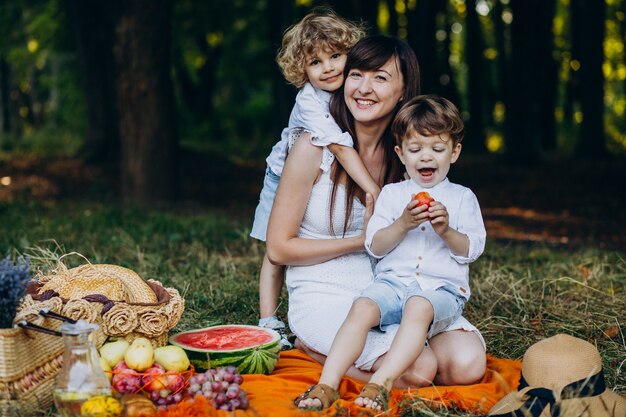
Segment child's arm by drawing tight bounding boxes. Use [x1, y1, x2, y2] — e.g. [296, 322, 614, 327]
[369, 197, 429, 256]
[328, 143, 380, 199]
[428, 201, 470, 257]
[292, 85, 380, 195]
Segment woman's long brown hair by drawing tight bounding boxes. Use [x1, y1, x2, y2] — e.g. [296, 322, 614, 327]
[328, 35, 421, 236]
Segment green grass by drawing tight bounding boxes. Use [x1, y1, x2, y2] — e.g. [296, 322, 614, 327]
[0, 199, 624, 416]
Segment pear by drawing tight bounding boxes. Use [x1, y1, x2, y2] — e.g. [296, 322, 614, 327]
[154, 345, 191, 372]
[98, 356, 112, 381]
[99, 339, 130, 368]
[124, 338, 154, 372]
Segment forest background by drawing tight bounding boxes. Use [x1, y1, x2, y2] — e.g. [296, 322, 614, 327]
[0, 0, 625, 247]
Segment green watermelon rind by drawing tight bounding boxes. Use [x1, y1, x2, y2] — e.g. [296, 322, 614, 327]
[169, 324, 281, 375]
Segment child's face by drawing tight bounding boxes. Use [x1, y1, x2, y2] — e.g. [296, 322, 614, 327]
[394, 131, 462, 188]
[304, 47, 347, 92]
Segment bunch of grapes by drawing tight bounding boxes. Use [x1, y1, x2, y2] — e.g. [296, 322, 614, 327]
[149, 389, 184, 408]
[187, 366, 250, 411]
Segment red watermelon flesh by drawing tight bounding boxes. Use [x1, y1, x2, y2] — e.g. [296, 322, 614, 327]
[174, 326, 274, 350]
[170, 325, 281, 375]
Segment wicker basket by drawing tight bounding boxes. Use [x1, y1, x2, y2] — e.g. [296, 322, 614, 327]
[0, 302, 65, 414]
[1, 262, 185, 413]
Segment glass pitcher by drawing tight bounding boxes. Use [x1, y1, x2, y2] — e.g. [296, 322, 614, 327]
[53, 320, 118, 416]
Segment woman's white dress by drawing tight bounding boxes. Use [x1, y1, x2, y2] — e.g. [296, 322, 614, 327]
[285, 136, 483, 371]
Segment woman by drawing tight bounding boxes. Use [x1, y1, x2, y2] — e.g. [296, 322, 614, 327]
[266, 35, 485, 396]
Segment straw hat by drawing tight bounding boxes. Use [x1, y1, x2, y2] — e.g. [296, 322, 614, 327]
[488, 334, 625, 417]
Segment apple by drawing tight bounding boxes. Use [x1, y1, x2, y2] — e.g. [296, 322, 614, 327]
[414, 191, 434, 207]
[142, 363, 167, 393]
[112, 361, 142, 394]
[142, 363, 185, 395]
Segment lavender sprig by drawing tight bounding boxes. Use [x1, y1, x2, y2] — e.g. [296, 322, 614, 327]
[0, 256, 32, 328]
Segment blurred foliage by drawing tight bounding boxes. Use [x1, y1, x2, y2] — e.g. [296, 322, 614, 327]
[0, 0, 625, 163]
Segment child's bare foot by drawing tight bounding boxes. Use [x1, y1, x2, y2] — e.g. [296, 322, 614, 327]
[355, 382, 388, 410]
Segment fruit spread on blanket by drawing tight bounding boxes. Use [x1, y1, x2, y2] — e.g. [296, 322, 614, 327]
[97, 335, 250, 412]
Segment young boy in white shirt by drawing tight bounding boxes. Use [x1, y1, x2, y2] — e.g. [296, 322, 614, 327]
[294, 95, 486, 410]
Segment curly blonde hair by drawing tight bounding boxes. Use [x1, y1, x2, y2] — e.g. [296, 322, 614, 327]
[276, 8, 366, 89]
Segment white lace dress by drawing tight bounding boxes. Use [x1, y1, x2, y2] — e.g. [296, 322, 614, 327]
[285, 131, 483, 371]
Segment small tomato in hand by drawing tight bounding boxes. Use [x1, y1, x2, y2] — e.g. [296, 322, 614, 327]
[413, 191, 434, 207]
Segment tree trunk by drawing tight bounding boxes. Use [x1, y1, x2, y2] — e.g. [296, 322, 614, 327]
[537, 0, 558, 152]
[268, 0, 296, 133]
[464, 1, 487, 153]
[576, 0, 606, 157]
[114, 0, 179, 205]
[65, 0, 120, 165]
[407, 0, 439, 94]
[504, 0, 542, 163]
[333, 0, 379, 32]
[0, 57, 10, 133]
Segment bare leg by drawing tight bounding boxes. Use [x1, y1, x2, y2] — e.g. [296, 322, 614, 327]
[258, 252, 285, 319]
[296, 338, 437, 388]
[429, 330, 486, 385]
[297, 298, 380, 409]
[356, 296, 433, 409]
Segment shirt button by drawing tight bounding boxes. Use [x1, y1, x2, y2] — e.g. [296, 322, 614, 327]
[325, 114, 329, 118]
[418, 256, 423, 260]
[416, 272, 420, 276]
[421, 226, 426, 231]
[460, 287, 467, 293]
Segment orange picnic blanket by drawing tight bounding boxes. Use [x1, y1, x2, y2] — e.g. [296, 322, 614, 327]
[158, 349, 522, 417]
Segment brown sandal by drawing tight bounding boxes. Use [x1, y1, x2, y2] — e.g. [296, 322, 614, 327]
[293, 384, 339, 410]
[356, 382, 389, 410]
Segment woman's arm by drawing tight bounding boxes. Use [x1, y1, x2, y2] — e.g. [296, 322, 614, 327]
[266, 133, 370, 266]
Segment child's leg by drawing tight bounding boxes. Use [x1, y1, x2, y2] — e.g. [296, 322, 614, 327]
[296, 297, 380, 409]
[356, 296, 433, 408]
[258, 251, 285, 319]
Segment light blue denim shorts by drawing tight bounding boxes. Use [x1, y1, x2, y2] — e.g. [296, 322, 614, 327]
[359, 275, 465, 338]
[250, 166, 280, 241]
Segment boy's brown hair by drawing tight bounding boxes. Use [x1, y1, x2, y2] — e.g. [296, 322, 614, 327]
[392, 95, 465, 146]
[276, 8, 366, 89]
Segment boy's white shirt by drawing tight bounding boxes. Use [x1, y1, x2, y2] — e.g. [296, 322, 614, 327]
[265, 82, 353, 176]
[364, 178, 486, 300]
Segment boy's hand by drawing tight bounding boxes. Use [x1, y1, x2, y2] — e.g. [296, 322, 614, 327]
[428, 201, 450, 236]
[399, 196, 430, 231]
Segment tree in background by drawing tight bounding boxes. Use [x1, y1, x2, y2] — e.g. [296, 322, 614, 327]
[114, 0, 178, 205]
[575, 0, 607, 157]
[66, 0, 120, 166]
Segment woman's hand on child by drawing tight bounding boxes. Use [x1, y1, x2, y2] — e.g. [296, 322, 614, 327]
[360, 193, 375, 246]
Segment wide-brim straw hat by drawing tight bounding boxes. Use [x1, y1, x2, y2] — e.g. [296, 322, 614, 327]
[488, 334, 625, 417]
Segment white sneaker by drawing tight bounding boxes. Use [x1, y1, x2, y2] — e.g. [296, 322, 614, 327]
[258, 316, 293, 350]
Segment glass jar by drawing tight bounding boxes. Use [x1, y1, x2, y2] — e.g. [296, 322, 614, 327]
[53, 320, 120, 417]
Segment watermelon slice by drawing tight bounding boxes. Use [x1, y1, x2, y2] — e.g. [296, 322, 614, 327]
[169, 325, 281, 375]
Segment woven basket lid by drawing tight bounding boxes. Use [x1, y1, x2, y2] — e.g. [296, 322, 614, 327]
[76, 264, 158, 303]
[39, 264, 158, 304]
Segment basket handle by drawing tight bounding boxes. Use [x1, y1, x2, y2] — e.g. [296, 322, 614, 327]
[39, 308, 76, 324]
[16, 320, 62, 337]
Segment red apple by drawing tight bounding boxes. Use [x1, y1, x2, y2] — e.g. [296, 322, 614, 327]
[142, 363, 167, 393]
[164, 373, 185, 394]
[112, 361, 142, 394]
[414, 191, 434, 207]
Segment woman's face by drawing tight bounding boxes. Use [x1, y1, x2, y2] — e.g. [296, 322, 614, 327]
[343, 57, 405, 126]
